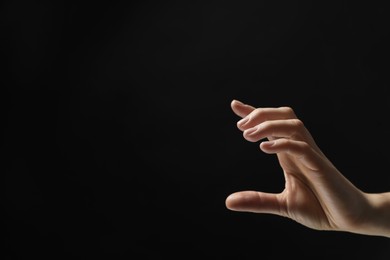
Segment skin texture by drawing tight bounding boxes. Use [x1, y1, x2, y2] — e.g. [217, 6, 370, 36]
[225, 99, 390, 237]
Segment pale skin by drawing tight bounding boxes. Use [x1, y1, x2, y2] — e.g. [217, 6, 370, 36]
[225, 99, 390, 238]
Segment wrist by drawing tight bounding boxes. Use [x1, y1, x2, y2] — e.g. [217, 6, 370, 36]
[358, 192, 390, 238]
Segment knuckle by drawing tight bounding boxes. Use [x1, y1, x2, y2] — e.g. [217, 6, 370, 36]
[288, 119, 305, 139]
[278, 138, 290, 146]
[291, 118, 304, 129]
[280, 106, 295, 117]
[260, 120, 271, 129]
[290, 118, 305, 135]
[300, 141, 311, 151]
[254, 108, 266, 118]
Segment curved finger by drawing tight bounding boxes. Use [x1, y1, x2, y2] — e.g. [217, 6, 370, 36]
[225, 191, 286, 216]
[231, 99, 256, 118]
[237, 106, 297, 131]
[260, 138, 324, 171]
[243, 119, 306, 142]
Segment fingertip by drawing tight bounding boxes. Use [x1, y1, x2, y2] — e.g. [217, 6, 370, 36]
[259, 140, 276, 153]
[225, 192, 242, 210]
[226, 192, 239, 201]
[260, 140, 275, 150]
[231, 99, 238, 108]
[230, 99, 256, 118]
[225, 196, 235, 210]
[231, 99, 246, 118]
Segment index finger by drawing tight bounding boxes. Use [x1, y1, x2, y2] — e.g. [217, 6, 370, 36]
[231, 99, 256, 118]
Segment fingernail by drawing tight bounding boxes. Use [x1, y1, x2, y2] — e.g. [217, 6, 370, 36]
[262, 140, 275, 147]
[237, 117, 249, 126]
[244, 127, 257, 136]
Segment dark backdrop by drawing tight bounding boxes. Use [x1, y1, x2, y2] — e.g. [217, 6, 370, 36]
[3, 1, 390, 259]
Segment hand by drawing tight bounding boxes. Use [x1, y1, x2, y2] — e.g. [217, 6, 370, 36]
[225, 99, 374, 235]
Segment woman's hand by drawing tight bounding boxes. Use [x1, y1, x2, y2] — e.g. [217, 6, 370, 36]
[225, 99, 390, 237]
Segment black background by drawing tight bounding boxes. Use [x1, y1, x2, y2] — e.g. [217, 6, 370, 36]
[3, 1, 390, 259]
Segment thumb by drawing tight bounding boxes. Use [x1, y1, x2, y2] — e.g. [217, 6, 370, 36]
[225, 191, 285, 216]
